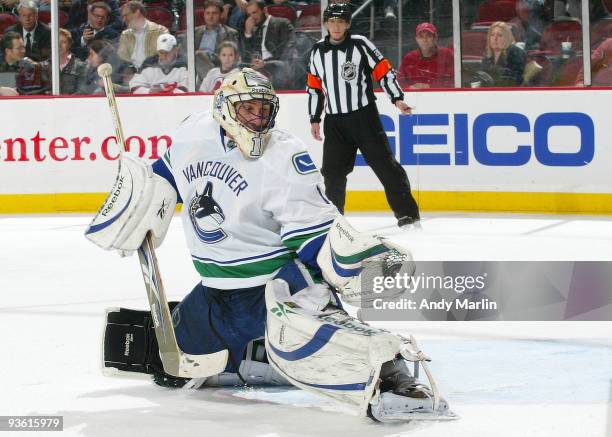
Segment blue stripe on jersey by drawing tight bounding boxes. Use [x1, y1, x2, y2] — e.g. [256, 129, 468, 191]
[297, 233, 327, 269]
[282, 219, 335, 240]
[152, 158, 183, 204]
[192, 247, 291, 265]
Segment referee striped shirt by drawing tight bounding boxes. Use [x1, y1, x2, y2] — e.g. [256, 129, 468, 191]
[307, 32, 404, 122]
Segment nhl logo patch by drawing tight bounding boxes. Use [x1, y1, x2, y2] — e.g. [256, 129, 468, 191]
[341, 61, 357, 81]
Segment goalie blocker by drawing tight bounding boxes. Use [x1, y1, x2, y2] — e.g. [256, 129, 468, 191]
[103, 303, 289, 388]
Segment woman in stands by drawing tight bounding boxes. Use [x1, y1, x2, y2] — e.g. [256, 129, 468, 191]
[480, 21, 527, 87]
[81, 39, 130, 94]
[199, 41, 240, 92]
[56, 28, 88, 94]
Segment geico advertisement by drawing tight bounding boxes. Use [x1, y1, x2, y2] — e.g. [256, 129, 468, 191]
[0, 90, 610, 195]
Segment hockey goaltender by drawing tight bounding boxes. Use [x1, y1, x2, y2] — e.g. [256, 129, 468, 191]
[86, 68, 456, 423]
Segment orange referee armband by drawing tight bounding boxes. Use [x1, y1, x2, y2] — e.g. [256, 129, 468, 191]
[372, 59, 392, 82]
[307, 73, 323, 89]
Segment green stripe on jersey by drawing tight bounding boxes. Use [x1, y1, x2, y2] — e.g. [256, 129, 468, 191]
[163, 150, 172, 168]
[283, 228, 329, 251]
[333, 244, 388, 264]
[193, 253, 296, 278]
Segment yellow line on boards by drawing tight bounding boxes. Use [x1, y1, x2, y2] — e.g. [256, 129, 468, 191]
[346, 191, 612, 215]
[1, 191, 612, 215]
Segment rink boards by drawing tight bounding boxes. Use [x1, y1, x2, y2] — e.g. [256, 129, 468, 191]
[1, 89, 611, 214]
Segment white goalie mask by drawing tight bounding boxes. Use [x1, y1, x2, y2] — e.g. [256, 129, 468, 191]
[213, 68, 279, 159]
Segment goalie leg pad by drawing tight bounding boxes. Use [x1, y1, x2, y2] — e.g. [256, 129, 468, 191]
[264, 280, 453, 419]
[264, 279, 405, 413]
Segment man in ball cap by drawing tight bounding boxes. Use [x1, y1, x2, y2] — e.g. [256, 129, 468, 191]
[129, 33, 188, 94]
[399, 22, 454, 89]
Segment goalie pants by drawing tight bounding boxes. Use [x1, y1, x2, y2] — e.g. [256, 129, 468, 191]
[172, 261, 330, 374]
[321, 103, 419, 219]
[173, 283, 267, 373]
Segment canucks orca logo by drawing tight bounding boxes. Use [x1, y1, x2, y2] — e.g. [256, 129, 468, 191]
[188, 181, 227, 244]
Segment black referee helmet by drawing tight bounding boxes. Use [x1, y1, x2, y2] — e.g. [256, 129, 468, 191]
[323, 3, 352, 23]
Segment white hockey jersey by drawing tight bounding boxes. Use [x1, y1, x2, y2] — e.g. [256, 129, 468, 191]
[199, 67, 240, 92]
[155, 111, 338, 289]
[129, 58, 188, 94]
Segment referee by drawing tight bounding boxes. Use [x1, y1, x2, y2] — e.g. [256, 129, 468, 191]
[307, 3, 420, 227]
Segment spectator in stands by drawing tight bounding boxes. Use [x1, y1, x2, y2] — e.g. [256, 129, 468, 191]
[199, 40, 240, 92]
[509, 0, 542, 51]
[191, 0, 239, 84]
[576, 38, 612, 86]
[553, 0, 581, 19]
[71, 2, 120, 60]
[81, 38, 129, 94]
[228, 0, 248, 32]
[55, 28, 88, 94]
[480, 21, 526, 86]
[243, 0, 295, 89]
[6, 0, 51, 61]
[118, 1, 169, 70]
[399, 22, 453, 89]
[553, 0, 609, 22]
[67, 0, 123, 33]
[0, 0, 20, 13]
[348, 0, 399, 31]
[0, 31, 25, 95]
[129, 33, 187, 94]
[0, 31, 49, 95]
[38, 0, 73, 12]
[270, 0, 298, 10]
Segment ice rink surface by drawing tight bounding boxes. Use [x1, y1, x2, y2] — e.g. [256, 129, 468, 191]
[1, 212, 612, 437]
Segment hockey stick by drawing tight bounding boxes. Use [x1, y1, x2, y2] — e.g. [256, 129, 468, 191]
[96, 63, 228, 378]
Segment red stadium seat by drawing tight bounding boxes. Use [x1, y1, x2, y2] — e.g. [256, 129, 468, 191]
[461, 29, 489, 57]
[146, 7, 174, 29]
[0, 13, 17, 35]
[554, 56, 583, 86]
[540, 18, 583, 54]
[477, 0, 518, 23]
[37, 10, 69, 27]
[267, 5, 297, 24]
[296, 4, 320, 32]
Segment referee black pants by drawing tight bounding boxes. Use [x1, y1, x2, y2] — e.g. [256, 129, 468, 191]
[321, 103, 419, 219]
